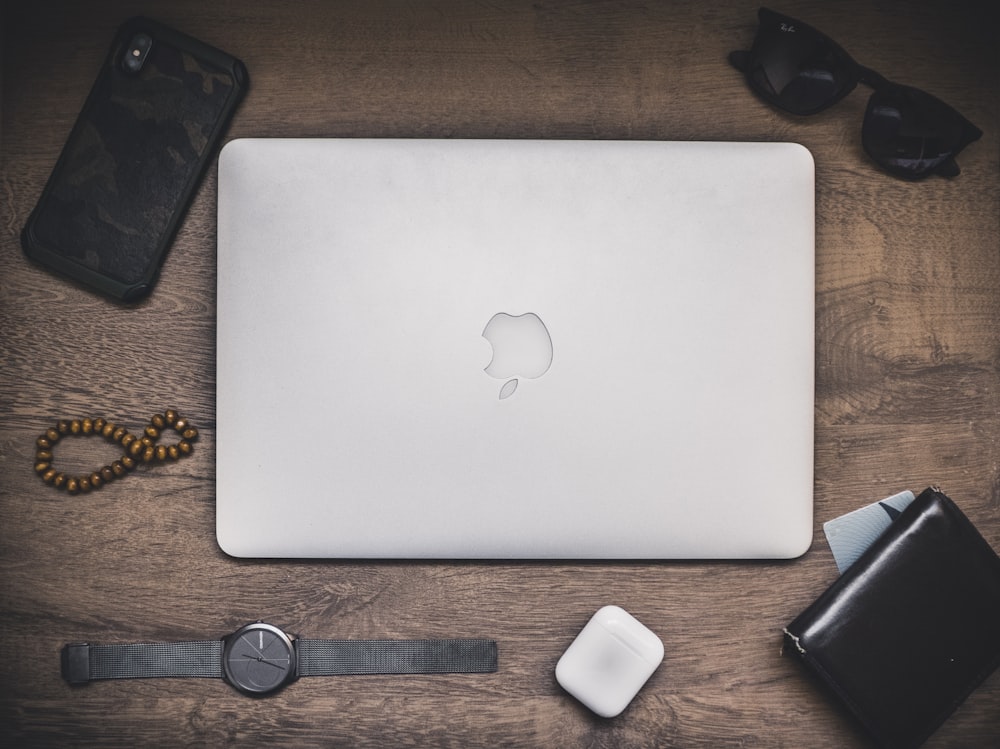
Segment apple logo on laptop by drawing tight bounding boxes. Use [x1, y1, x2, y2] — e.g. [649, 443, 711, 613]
[482, 312, 554, 399]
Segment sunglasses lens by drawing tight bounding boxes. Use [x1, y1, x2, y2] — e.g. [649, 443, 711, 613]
[862, 86, 982, 178]
[742, 11, 858, 115]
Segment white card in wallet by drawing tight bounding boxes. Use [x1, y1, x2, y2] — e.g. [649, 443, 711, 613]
[823, 490, 916, 574]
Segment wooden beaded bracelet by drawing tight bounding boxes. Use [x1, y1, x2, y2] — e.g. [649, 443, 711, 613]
[34, 409, 198, 494]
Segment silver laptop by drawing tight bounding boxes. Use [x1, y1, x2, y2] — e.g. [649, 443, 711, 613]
[216, 139, 814, 559]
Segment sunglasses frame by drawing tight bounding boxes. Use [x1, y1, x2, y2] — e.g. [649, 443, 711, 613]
[729, 7, 983, 180]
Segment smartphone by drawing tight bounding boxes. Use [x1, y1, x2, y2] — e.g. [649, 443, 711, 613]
[21, 17, 248, 302]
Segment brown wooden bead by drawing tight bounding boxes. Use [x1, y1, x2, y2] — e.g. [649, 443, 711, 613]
[57, 420, 71, 435]
[100, 466, 115, 482]
[178, 440, 192, 455]
[141, 436, 155, 448]
[78, 477, 92, 493]
[89, 473, 103, 489]
[174, 418, 188, 432]
[35, 462, 51, 474]
[46, 427, 61, 442]
[102, 423, 116, 438]
[121, 433, 136, 448]
[144, 425, 160, 439]
[66, 477, 79, 494]
[111, 461, 126, 477]
[128, 440, 143, 458]
[165, 409, 178, 425]
[41, 468, 57, 483]
[121, 455, 136, 470]
[70, 419, 82, 435]
[93, 417, 106, 432]
[167, 445, 180, 460]
[36, 437, 52, 450]
[181, 427, 199, 441]
[142, 446, 155, 462]
[151, 414, 166, 429]
[113, 426, 128, 442]
[155, 445, 167, 461]
[53, 473, 67, 489]
[82, 418, 93, 435]
[36, 450, 53, 461]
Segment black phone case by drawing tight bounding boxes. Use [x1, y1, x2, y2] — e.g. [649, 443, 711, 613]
[21, 17, 248, 302]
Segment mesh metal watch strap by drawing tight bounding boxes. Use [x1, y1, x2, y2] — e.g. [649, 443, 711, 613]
[297, 638, 498, 676]
[61, 632, 499, 685]
[63, 641, 224, 683]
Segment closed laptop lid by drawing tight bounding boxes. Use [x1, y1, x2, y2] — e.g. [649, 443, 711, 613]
[216, 138, 814, 559]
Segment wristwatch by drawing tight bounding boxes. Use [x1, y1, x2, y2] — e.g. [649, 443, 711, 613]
[61, 621, 498, 696]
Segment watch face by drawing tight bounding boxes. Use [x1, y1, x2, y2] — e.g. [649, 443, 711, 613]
[223, 622, 296, 695]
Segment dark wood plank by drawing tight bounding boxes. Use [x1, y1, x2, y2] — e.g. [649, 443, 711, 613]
[2, 0, 998, 746]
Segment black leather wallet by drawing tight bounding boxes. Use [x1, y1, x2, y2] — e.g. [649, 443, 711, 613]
[783, 487, 1000, 749]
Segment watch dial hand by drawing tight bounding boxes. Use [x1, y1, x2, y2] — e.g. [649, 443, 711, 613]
[240, 634, 266, 659]
[241, 653, 288, 671]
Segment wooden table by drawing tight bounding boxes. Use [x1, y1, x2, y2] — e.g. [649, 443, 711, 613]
[2, 1, 998, 746]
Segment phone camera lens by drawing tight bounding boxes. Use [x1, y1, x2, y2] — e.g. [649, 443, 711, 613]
[122, 33, 153, 74]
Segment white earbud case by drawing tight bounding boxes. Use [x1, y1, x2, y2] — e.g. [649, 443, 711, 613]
[555, 605, 664, 718]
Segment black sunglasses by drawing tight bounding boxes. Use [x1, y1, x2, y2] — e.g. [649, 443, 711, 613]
[729, 8, 982, 180]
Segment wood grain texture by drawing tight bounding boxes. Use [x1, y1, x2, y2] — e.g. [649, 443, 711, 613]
[2, 0, 999, 746]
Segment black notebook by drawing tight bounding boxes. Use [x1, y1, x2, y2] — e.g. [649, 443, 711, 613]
[784, 488, 1000, 749]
